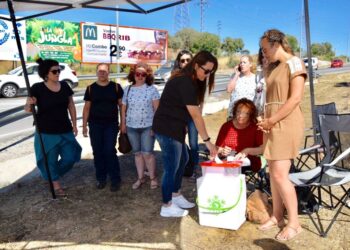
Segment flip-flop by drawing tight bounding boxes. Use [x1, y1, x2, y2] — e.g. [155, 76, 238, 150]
[258, 218, 286, 231]
[276, 225, 303, 241]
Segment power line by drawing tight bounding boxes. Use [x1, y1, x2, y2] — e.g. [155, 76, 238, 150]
[174, 0, 190, 33]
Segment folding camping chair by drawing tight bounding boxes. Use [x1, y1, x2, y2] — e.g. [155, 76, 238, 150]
[289, 113, 350, 237]
[293, 102, 339, 171]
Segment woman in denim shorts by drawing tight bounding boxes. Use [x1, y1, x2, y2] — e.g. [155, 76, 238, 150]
[121, 62, 160, 190]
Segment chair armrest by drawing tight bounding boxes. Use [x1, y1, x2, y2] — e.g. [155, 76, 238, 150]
[299, 144, 322, 155]
[323, 147, 350, 167]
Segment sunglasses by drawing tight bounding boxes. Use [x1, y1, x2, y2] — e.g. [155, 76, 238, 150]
[50, 69, 61, 75]
[180, 58, 191, 64]
[200, 65, 213, 75]
[135, 72, 147, 78]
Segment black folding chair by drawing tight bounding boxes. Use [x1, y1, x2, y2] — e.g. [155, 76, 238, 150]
[289, 113, 350, 237]
[293, 102, 339, 171]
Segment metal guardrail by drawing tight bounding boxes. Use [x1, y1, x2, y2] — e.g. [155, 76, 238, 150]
[78, 73, 128, 81]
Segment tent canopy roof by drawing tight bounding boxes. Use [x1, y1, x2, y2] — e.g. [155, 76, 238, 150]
[0, 0, 189, 20]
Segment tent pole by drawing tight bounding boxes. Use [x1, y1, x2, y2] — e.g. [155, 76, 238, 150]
[6, 0, 56, 199]
[304, 0, 317, 143]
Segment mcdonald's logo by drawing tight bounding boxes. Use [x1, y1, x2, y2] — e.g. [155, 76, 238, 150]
[83, 25, 97, 40]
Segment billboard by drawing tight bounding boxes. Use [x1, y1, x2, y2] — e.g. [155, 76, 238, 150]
[26, 19, 81, 63]
[0, 15, 26, 61]
[81, 22, 167, 65]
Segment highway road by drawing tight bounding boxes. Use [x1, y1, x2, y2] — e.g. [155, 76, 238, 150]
[0, 74, 230, 143]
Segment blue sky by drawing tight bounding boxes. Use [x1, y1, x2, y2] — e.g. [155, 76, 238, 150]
[2, 0, 350, 56]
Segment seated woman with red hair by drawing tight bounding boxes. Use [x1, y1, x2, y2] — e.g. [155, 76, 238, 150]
[216, 98, 263, 172]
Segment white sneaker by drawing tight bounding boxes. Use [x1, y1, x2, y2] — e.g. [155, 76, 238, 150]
[160, 203, 189, 217]
[172, 195, 195, 209]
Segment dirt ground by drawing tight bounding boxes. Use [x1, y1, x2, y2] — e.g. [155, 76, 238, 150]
[1, 73, 350, 250]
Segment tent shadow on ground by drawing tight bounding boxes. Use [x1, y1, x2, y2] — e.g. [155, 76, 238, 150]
[0, 151, 197, 248]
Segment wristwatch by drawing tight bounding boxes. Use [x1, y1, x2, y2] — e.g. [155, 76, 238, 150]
[203, 137, 211, 142]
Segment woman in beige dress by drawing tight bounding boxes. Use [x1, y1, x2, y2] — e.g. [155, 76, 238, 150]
[257, 29, 307, 241]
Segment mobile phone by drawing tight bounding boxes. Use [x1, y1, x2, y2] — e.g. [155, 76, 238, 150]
[238, 65, 242, 72]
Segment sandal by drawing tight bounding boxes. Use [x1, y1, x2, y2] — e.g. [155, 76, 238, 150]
[150, 177, 158, 189]
[258, 218, 286, 231]
[54, 188, 66, 197]
[276, 225, 303, 241]
[132, 178, 145, 190]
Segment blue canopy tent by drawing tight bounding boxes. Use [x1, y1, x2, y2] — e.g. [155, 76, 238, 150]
[0, 0, 317, 199]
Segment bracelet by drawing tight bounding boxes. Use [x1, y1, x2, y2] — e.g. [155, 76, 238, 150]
[203, 137, 211, 142]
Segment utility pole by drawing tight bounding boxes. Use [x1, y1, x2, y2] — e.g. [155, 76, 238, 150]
[217, 20, 222, 39]
[199, 0, 208, 32]
[300, 0, 304, 58]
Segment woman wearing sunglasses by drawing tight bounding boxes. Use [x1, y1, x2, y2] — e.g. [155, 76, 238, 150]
[121, 62, 160, 190]
[173, 50, 200, 180]
[24, 58, 81, 197]
[153, 50, 218, 217]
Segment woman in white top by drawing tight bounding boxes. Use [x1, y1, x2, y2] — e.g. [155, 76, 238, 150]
[121, 62, 160, 190]
[227, 55, 256, 119]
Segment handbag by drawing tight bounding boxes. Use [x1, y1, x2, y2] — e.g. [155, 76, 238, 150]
[118, 133, 132, 154]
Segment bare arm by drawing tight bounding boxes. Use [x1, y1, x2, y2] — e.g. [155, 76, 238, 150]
[82, 101, 91, 137]
[68, 96, 78, 136]
[258, 75, 305, 131]
[226, 66, 240, 93]
[152, 99, 160, 112]
[187, 105, 218, 157]
[120, 104, 127, 134]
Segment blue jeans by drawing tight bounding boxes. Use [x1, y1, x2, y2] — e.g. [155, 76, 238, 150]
[127, 126, 155, 154]
[188, 119, 199, 169]
[89, 121, 121, 184]
[155, 133, 189, 203]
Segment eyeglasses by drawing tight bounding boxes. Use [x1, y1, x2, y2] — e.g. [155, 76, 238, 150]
[180, 58, 191, 64]
[236, 111, 250, 117]
[50, 69, 61, 75]
[135, 72, 147, 78]
[200, 65, 213, 75]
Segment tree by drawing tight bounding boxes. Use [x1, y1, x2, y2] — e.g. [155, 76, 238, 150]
[192, 32, 221, 55]
[286, 34, 299, 53]
[221, 37, 244, 55]
[173, 28, 200, 51]
[311, 42, 335, 60]
[168, 35, 183, 50]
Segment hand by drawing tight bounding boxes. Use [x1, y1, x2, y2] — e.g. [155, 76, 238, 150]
[27, 97, 37, 105]
[73, 126, 78, 137]
[82, 126, 88, 137]
[24, 97, 37, 112]
[257, 118, 274, 134]
[234, 65, 240, 75]
[235, 152, 247, 160]
[219, 146, 232, 157]
[205, 141, 218, 159]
